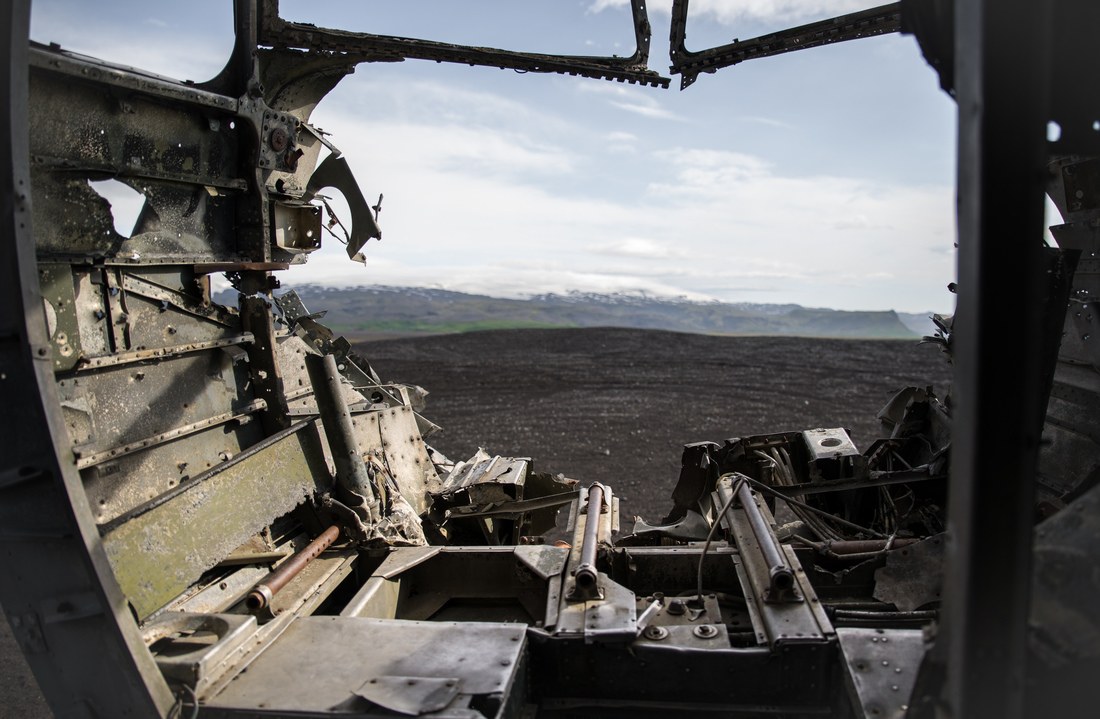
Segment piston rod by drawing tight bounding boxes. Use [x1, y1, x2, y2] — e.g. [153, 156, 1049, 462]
[305, 353, 379, 524]
[735, 482, 794, 596]
[246, 524, 342, 611]
[574, 484, 605, 593]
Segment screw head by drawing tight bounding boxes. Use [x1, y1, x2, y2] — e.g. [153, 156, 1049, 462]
[693, 624, 719, 640]
[270, 127, 288, 152]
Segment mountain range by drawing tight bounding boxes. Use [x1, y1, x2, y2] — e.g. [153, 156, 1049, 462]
[215, 285, 936, 339]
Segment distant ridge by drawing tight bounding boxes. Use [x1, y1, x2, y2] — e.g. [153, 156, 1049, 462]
[217, 285, 923, 339]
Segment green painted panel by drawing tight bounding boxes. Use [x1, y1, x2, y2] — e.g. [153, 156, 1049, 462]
[103, 422, 330, 618]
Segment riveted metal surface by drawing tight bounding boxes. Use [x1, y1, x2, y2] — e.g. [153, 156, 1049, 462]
[837, 628, 925, 719]
[101, 422, 330, 618]
[66, 349, 265, 524]
[207, 617, 526, 712]
[354, 405, 442, 514]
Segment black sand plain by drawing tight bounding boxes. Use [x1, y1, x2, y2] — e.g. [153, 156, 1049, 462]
[360, 327, 953, 522]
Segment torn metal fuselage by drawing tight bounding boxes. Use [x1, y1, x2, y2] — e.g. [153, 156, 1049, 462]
[2, 1, 1099, 718]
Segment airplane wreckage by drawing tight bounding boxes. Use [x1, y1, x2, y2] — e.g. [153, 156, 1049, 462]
[1, 0, 1098, 717]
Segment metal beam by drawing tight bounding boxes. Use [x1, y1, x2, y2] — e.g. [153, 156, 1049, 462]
[943, 0, 1052, 716]
[0, 2, 174, 715]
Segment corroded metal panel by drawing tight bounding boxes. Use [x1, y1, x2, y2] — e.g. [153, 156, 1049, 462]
[64, 349, 265, 524]
[102, 422, 330, 618]
[353, 405, 441, 514]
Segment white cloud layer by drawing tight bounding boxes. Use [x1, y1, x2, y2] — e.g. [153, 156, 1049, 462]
[590, 0, 872, 25]
[295, 76, 954, 313]
[30, 3, 233, 81]
[577, 82, 683, 121]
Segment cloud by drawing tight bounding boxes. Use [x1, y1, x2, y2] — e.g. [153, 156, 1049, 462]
[831, 214, 894, 231]
[686, 0, 873, 24]
[375, 123, 576, 176]
[636, 146, 955, 308]
[604, 131, 639, 154]
[651, 148, 772, 190]
[293, 69, 956, 312]
[588, 0, 872, 25]
[592, 237, 689, 260]
[30, 4, 233, 81]
[610, 99, 680, 120]
[577, 82, 683, 121]
[587, 0, 630, 14]
[331, 79, 573, 136]
[737, 116, 796, 130]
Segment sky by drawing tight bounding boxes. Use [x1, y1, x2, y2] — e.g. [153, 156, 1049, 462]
[30, 1, 962, 313]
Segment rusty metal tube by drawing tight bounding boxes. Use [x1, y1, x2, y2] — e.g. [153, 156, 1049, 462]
[304, 353, 377, 517]
[821, 538, 918, 555]
[574, 484, 604, 591]
[246, 525, 341, 611]
[736, 482, 794, 594]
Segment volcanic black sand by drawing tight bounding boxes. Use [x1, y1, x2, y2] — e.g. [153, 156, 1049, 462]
[0, 328, 952, 716]
[359, 327, 953, 522]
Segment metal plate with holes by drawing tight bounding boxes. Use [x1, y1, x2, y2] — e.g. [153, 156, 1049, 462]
[732, 551, 833, 647]
[38, 263, 81, 371]
[555, 572, 638, 641]
[354, 675, 460, 715]
[802, 427, 864, 481]
[636, 623, 730, 649]
[356, 405, 441, 513]
[173, 565, 269, 615]
[207, 617, 526, 713]
[836, 628, 926, 719]
[277, 332, 368, 415]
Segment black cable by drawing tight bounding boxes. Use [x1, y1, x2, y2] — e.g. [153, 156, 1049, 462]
[696, 476, 746, 601]
[743, 474, 887, 538]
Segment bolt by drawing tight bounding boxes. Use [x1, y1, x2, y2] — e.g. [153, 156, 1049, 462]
[270, 127, 288, 152]
[693, 624, 719, 640]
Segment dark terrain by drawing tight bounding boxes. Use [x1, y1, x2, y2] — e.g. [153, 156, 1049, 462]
[360, 327, 953, 521]
[245, 285, 931, 339]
